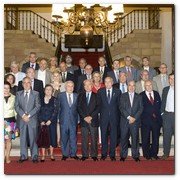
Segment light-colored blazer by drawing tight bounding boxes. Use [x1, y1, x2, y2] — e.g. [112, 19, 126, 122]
[35, 69, 52, 87]
[4, 94, 16, 118]
[15, 90, 41, 128]
[135, 80, 158, 94]
[153, 74, 169, 98]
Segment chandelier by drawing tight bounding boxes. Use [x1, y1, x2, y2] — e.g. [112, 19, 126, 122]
[52, 4, 124, 45]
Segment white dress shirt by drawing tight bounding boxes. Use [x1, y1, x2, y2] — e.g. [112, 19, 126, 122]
[24, 89, 31, 100]
[114, 69, 119, 82]
[165, 86, 174, 112]
[120, 83, 127, 93]
[145, 90, 154, 100]
[100, 66, 105, 74]
[106, 88, 112, 99]
[37, 69, 46, 87]
[141, 80, 145, 91]
[86, 91, 92, 103]
[128, 92, 134, 107]
[30, 62, 37, 69]
[143, 66, 150, 71]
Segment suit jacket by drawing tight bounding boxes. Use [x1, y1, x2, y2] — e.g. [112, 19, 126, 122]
[18, 79, 44, 100]
[35, 69, 52, 86]
[107, 70, 120, 84]
[113, 83, 127, 93]
[60, 72, 74, 83]
[76, 74, 88, 93]
[161, 86, 173, 113]
[140, 91, 162, 126]
[21, 62, 39, 73]
[119, 66, 138, 82]
[15, 90, 41, 128]
[119, 92, 143, 124]
[135, 80, 158, 94]
[57, 92, 79, 126]
[77, 92, 100, 127]
[98, 87, 121, 125]
[153, 74, 169, 98]
[137, 67, 157, 81]
[93, 66, 111, 82]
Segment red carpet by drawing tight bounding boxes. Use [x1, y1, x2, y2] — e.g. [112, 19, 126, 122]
[4, 157, 174, 175]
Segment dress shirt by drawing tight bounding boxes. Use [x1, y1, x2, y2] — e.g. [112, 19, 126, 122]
[141, 80, 145, 91]
[161, 74, 168, 88]
[145, 90, 154, 100]
[86, 91, 92, 104]
[143, 66, 150, 71]
[30, 62, 37, 69]
[114, 69, 119, 82]
[100, 66, 105, 74]
[66, 92, 73, 105]
[165, 86, 174, 112]
[24, 89, 31, 99]
[12, 72, 26, 86]
[37, 69, 46, 87]
[106, 88, 112, 100]
[86, 74, 92, 80]
[126, 66, 131, 72]
[120, 83, 127, 93]
[128, 92, 134, 107]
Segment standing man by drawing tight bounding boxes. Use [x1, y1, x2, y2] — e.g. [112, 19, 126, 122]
[18, 67, 44, 100]
[57, 81, 79, 161]
[74, 58, 87, 80]
[35, 58, 52, 88]
[107, 59, 120, 84]
[15, 77, 41, 163]
[153, 63, 169, 98]
[120, 56, 138, 82]
[78, 79, 100, 161]
[140, 80, 162, 160]
[93, 56, 111, 82]
[161, 73, 174, 159]
[59, 62, 74, 83]
[98, 77, 121, 161]
[21, 52, 39, 73]
[135, 70, 158, 94]
[137, 57, 156, 80]
[76, 64, 93, 93]
[119, 81, 143, 162]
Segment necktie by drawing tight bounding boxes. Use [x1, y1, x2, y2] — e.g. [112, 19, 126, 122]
[86, 93, 90, 105]
[130, 93, 133, 107]
[31, 64, 34, 68]
[24, 91, 29, 113]
[116, 70, 119, 82]
[68, 94, 72, 107]
[127, 67, 132, 78]
[62, 73, 66, 82]
[122, 84, 125, 93]
[149, 92, 154, 104]
[107, 90, 111, 104]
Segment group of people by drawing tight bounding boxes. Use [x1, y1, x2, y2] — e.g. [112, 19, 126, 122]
[4, 52, 174, 164]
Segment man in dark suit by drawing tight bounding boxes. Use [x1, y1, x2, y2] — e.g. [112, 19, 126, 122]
[21, 52, 39, 73]
[93, 56, 111, 82]
[107, 59, 120, 84]
[98, 77, 121, 161]
[59, 62, 74, 83]
[15, 77, 41, 163]
[77, 79, 100, 161]
[140, 80, 162, 160]
[18, 67, 44, 100]
[161, 73, 174, 160]
[76, 64, 93, 93]
[120, 81, 143, 162]
[74, 58, 87, 80]
[56, 81, 79, 161]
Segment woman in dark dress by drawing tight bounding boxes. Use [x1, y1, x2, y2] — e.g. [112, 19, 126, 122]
[38, 84, 57, 162]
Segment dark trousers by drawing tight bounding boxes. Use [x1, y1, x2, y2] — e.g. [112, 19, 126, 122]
[100, 121, 117, 157]
[81, 125, 98, 158]
[120, 121, 139, 158]
[141, 121, 160, 158]
[162, 112, 175, 156]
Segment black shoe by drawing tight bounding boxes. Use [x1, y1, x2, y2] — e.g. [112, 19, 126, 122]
[61, 156, 68, 161]
[120, 157, 126, 162]
[81, 157, 88, 161]
[152, 156, 160, 160]
[92, 157, 98, 161]
[110, 157, 116, 161]
[32, 159, 38, 163]
[161, 154, 169, 160]
[145, 156, 152, 160]
[18, 158, 28, 163]
[134, 157, 140, 162]
[100, 156, 107, 161]
[71, 156, 80, 160]
[40, 159, 45, 162]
